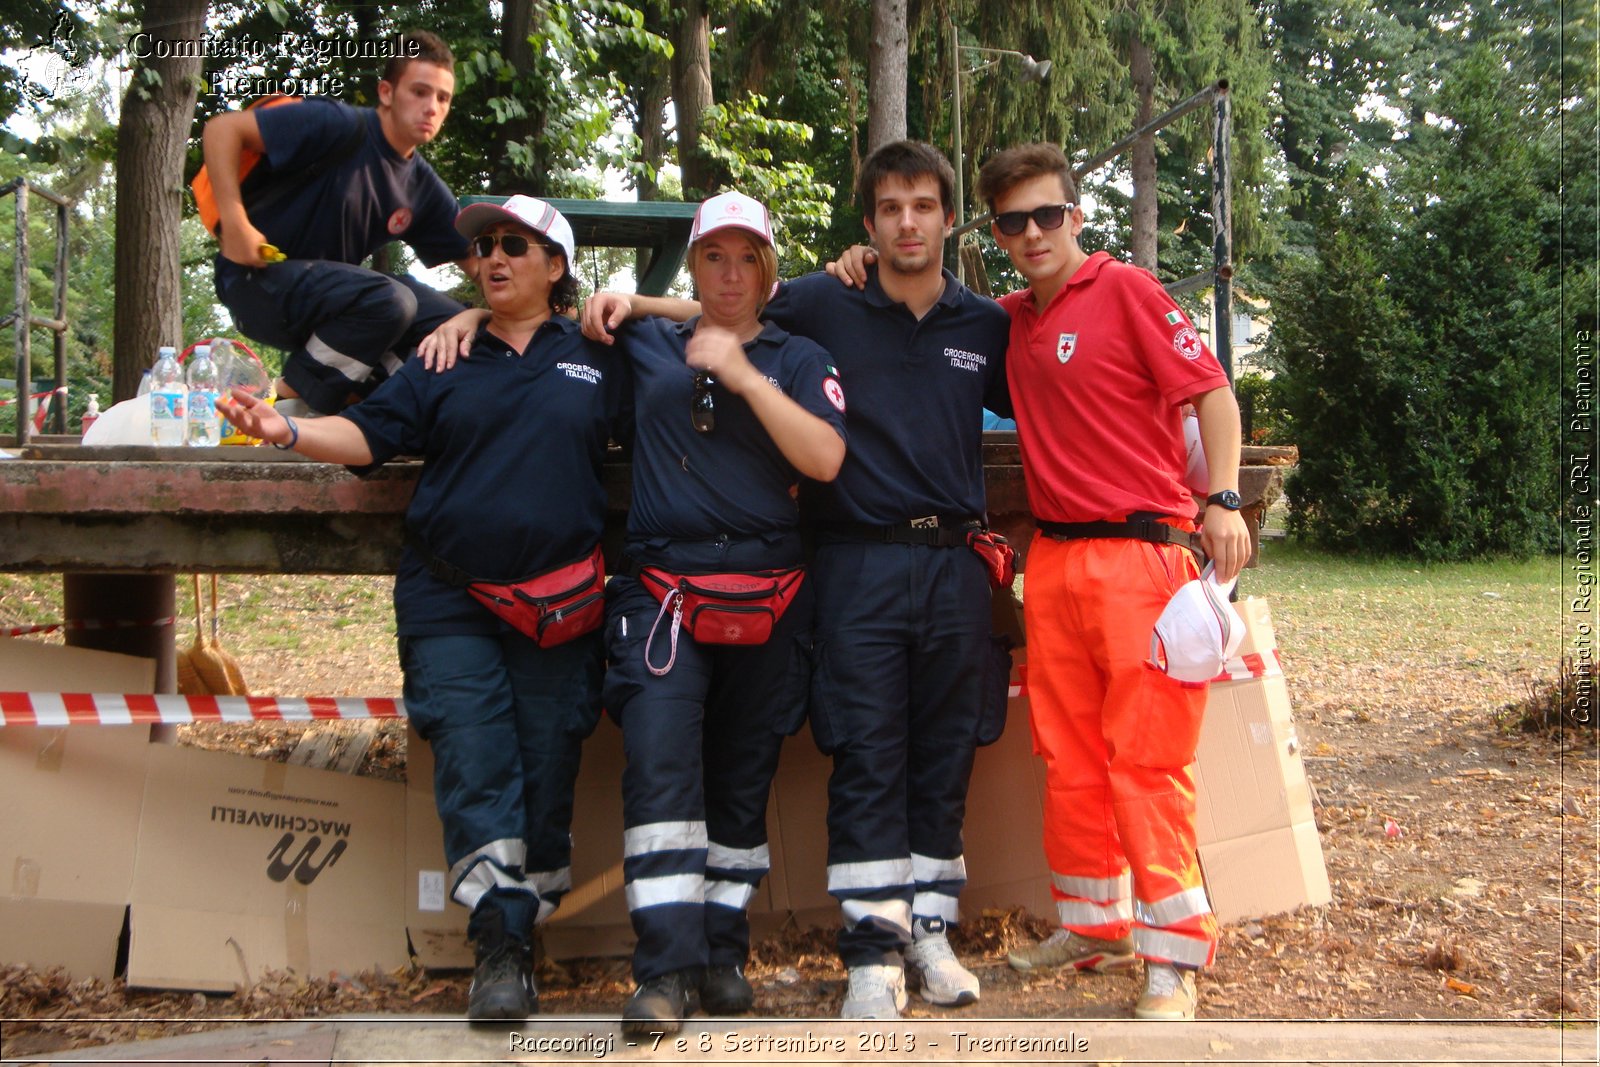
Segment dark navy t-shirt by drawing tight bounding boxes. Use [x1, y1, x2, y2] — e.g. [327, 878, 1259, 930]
[619, 315, 846, 544]
[343, 315, 626, 636]
[763, 268, 1010, 525]
[214, 99, 467, 294]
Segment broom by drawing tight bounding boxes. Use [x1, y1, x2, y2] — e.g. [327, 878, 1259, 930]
[176, 575, 249, 696]
[176, 574, 207, 696]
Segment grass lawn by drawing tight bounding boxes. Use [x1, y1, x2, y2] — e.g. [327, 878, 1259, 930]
[1243, 543, 1563, 684]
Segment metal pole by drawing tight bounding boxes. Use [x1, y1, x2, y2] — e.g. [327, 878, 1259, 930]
[14, 179, 30, 446]
[1074, 79, 1228, 182]
[52, 199, 67, 434]
[951, 15, 965, 283]
[1211, 84, 1234, 381]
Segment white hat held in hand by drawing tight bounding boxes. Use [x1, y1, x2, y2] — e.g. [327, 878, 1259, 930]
[1149, 561, 1245, 683]
[455, 195, 576, 266]
[690, 190, 775, 248]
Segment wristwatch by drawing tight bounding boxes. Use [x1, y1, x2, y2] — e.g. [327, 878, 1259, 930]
[1206, 489, 1242, 511]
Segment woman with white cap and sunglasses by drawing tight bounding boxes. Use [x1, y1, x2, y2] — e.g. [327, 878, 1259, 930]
[598, 191, 847, 1035]
[220, 196, 625, 1023]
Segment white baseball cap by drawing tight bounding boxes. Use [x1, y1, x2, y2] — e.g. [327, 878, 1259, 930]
[1149, 562, 1245, 683]
[455, 195, 576, 266]
[690, 191, 774, 248]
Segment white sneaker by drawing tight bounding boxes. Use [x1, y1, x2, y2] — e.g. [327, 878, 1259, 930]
[1133, 962, 1198, 1020]
[905, 928, 979, 1006]
[840, 963, 908, 1020]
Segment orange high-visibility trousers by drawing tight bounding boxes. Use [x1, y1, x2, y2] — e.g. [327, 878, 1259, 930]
[1023, 532, 1218, 968]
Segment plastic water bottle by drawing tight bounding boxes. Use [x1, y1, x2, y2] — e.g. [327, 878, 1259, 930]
[149, 346, 186, 446]
[211, 339, 238, 441]
[186, 343, 222, 447]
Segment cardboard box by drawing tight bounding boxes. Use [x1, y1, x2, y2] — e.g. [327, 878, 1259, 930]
[1194, 597, 1332, 922]
[764, 651, 1055, 932]
[406, 676, 1051, 967]
[127, 744, 408, 991]
[0, 641, 156, 980]
[0, 633, 156, 694]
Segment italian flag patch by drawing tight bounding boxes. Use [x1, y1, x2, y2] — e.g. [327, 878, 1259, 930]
[1165, 310, 1184, 325]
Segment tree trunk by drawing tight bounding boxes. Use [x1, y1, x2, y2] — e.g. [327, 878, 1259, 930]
[671, 0, 716, 199]
[1128, 33, 1158, 272]
[112, 0, 206, 402]
[867, 0, 908, 150]
[494, 0, 547, 192]
[634, 38, 670, 279]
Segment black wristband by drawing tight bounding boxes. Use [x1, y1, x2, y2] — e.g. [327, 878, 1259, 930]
[273, 414, 299, 451]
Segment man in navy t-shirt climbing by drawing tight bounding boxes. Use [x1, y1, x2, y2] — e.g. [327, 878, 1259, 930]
[201, 30, 471, 415]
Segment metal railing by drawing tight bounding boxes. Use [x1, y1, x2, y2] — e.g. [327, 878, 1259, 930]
[2, 176, 72, 445]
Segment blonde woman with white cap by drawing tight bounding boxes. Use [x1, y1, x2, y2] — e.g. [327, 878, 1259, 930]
[598, 191, 847, 1035]
[222, 196, 625, 1023]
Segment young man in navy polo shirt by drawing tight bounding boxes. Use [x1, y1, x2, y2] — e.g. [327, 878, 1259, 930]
[202, 30, 471, 415]
[583, 142, 1011, 1020]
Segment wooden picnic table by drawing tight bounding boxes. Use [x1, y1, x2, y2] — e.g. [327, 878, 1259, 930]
[1, 436, 1283, 690]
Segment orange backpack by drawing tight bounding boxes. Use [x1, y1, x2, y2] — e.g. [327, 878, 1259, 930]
[191, 96, 365, 235]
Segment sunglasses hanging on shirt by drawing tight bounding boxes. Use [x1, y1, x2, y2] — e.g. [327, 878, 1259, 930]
[993, 203, 1075, 237]
[692, 372, 716, 433]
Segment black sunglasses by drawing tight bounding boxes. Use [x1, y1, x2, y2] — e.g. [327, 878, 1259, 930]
[472, 233, 540, 258]
[692, 373, 715, 434]
[994, 203, 1075, 237]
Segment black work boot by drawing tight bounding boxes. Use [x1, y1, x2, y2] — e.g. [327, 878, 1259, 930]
[467, 918, 535, 1021]
[701, 964, 754, 1015]
[621, 969, 701, 1037]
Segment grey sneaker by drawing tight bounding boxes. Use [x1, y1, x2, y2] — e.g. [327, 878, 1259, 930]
[905, 927, 979, 1006]
[840, 963, 907, 1020]
[1133, 962, 1198, 1020]
[1007, 928, 1137, 973]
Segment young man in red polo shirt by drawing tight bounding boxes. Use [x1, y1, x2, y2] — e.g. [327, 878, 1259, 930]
[974, 143, 1249, 1020]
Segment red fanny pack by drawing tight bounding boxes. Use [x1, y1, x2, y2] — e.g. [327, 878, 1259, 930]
[967, 528, 1017, 590]
[464, 545, 607, 648]
[637, 566, 805, 675]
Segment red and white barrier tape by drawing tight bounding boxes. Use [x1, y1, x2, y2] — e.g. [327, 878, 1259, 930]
[0, 388, 54, 409]
[4, 617, 177, 638]
[0, 692, 405, 727]
[0, 648, 1282, 726]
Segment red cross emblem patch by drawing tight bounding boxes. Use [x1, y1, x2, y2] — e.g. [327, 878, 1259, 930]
[1173, 326, 1203, 361]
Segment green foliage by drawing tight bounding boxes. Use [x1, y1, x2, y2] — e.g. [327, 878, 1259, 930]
[699, 94, 833, 273]
[1233, 371, 1288, 445]
[1265, 47, 1560, 560]
[0, 108, 226, 437]
[450, 1, 670, 197]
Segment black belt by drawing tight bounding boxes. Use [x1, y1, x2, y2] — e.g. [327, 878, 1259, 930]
[1037, 515, 1201, 554]
[821, 518, 980, 548]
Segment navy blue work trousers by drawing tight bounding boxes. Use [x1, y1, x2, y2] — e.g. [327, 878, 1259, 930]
[808, 538, 991, 967]
[221, 259, 464, 414]
[401, 630, 603, 945]
[603, 553, 812, 984]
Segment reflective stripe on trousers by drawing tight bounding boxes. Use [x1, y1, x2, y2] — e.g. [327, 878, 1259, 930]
[1024, 533, 1218, 965]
